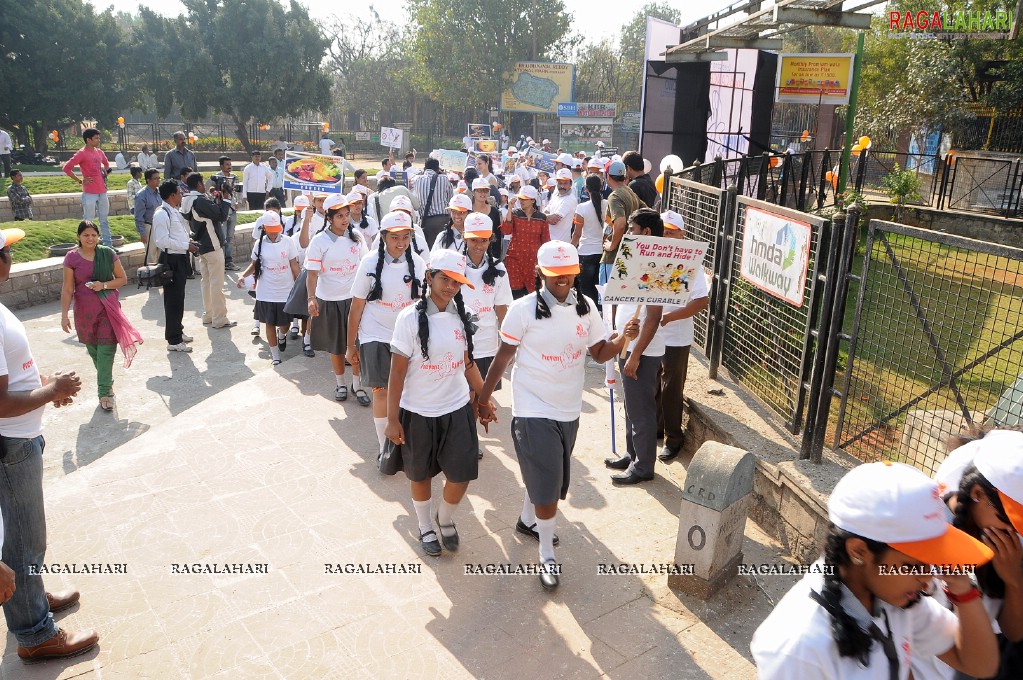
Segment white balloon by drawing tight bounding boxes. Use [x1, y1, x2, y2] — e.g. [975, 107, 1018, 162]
[660, 154, 684, 174]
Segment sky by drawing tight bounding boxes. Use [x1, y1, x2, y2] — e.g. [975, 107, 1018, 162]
[86, 0, 706, 46]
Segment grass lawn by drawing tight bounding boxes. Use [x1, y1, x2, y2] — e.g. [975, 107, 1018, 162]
[13, 213, 260, 264]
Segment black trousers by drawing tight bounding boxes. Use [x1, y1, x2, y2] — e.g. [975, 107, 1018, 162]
[247, 192, 267, 210]
[162, 253, 190, 344]
[579, 254, 602, 311]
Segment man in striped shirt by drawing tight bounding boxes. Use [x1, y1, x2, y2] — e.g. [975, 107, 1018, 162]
[412, 157, 454, 247]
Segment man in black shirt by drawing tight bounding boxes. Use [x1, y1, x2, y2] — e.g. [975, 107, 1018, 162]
[622, 151, 659, 210]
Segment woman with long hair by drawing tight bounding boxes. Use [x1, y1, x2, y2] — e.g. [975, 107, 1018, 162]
[470, 178, 503, 261]
[475, 241, 634, 590]
[385, 249, 486, 556]
[572, 173, 607, 310]
[60, 221, 141, 411]
[500, 185, 549, 299]
[306, 193, 370, 404]
[347, 211, 426, 458]
[751, 461, 999, 679]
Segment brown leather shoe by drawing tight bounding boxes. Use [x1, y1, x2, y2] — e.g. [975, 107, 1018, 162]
[17, 628, 99, 662]
[46, 589, 80, 613]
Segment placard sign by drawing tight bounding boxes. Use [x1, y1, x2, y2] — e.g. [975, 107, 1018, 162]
[602, 235, 710, 305]
[467, 124, 492, 139]
[380, 127, 403, 149]
[282, 151, 345, 194]
[739, 206, 812, 306]
[525, 148, 558, 173]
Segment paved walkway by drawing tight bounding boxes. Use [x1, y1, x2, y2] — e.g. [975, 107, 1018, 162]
[1, 277, 787, 678]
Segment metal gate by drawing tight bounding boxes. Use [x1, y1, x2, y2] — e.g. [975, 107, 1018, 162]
[834, 221, 1023, 475]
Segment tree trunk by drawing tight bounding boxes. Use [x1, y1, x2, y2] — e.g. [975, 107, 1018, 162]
[31, 122, 47, 154]
[232, 113, 252, 155]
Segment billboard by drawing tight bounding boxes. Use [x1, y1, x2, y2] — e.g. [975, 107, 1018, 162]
[739, 207, 812, 306]
[776, 54, 854, 105]
[502, 62, 575, 113]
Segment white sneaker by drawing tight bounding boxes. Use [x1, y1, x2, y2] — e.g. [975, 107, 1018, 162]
[168, 343, 193, 353]
[181, 334, 194, 343]
[250, 323, 261, 336]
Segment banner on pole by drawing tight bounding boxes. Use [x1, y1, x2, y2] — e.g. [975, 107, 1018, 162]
[602, 235, 709, 305]
[282, 151, 345, 194]
[380, 127, 403, 149]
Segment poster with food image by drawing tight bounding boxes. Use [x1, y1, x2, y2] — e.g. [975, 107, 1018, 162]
[282, 152, 345, 193]
[473, 139, 499, 154]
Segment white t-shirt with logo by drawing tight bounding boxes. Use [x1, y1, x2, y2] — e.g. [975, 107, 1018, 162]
[352, 213, 379, 243]
[0, 304, 44, 438]
[390, 305, 470, 417]
[304, 229, 368, 301]
[430, 229, 464, 259]
[251, 235, 298, 303]
[546, 190, 578, 242]
[462, 261, 513, 358]
[500, 292, 606, 421]
[350, 250, 427, 343]
[615, 303, 666, 357]
[573, 199, 609, 256]
[750, 564, 958, 680]
[659, 267, 711, 347]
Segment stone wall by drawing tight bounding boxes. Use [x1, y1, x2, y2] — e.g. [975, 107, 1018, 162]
[0, 223, 258, 311]
[0, 191, 133, 223]
[866, 204, 1023, 249]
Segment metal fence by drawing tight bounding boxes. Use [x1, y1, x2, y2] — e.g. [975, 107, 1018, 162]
[719, 197, 830, 432]
[935, 152, 1022, 218]
[831, 222, 1023, 476]
[662, 177, 727, 356]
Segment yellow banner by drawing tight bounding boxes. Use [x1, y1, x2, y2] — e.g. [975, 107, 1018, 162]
[501, 62, 575, 113]
[776, 54, 854, 105]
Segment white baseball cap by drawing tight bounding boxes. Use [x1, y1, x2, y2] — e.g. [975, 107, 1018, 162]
[293, 195, 310, 210]
[463, 212, 494, 238]
[555, 168, 573, 181]
[556, 153, 573, 165]
[537, 240, 580, 276]
[0, 228, 25, 250]
[545, 177, 557, 188]
[471, 178, 490, 191]
[506, 175, 522, 185]
[380, 210, 414, 232]
[516, 185, 539, 202]
[498, 188, 509, 196]
[448, 193, 472, 212]
[829, 461, 993, 567]
[972, 430, 1023, 533]
[352, 184, 371, 197]
[587, 159, 604, 171]
[259, 211, 282, 231]
[447, 172, 460, 182]
[322, 194, 352, 212]
[543, 139, 551, 145]
[595, 141, 605, 148]
[570, 159, 583, 170]
[429, 249, 474, 288]
[661, 210, 685, 232]
[389, 195, 414, 213]
[456, 180, 468, 193]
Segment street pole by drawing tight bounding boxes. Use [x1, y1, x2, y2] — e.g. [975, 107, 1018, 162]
[838, 31, 865, 196]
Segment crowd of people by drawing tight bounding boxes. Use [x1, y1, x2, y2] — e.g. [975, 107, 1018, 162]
[6, 126, 1019, 678]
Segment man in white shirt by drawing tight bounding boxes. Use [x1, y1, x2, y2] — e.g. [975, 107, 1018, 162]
[545, 168, 578, 242]
[242, 150, 273, 210]
[0, 227, 99, 661]
[152, 180, 199, 351]
[0, 128, 12, 177]
[319, 133, 335, 156]
[268, 155, 286, 206]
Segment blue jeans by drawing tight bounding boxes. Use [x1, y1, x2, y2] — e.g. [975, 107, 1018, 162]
[0, 435, 59, 647]
[81, 193, 112, 246]
[599, 262, 613, 286]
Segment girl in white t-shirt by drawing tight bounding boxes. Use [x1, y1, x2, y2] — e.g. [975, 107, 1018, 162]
[571, 174, 609, 311]
[347, 191, 379, 243]
[237, 211, 300, 366]
[475, 241, 634, 591]
[306, 193, 369, 403]
[347, 211, 426, 456]
[385, 249, 486, 557]
[430, 193, 471, 255]
[283, 195, 311, 347]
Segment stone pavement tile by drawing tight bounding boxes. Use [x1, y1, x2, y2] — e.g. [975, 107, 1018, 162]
[149, 588, 234, 640]
[585, 598, 698, 660]
[264, 628, 376, 680]
[673, 622, 753, 679]
[240, 598, 340, 657]
[174, 621, 263, 678]
[77, 609, 170, 668]
[81, 644, 186, 679]
[0, 650, 101, 680]
[213, 569, 302, 621]
[599, 644, 713, 680]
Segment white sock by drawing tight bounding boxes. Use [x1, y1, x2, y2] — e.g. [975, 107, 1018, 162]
[374, 417, 388, 453]
[437, 500, 458, 537]
[270, 346, 281, 362]
[304, 332, 311, 344]
[353, 375, 363, 391]
[277, 330, 286, 342]
[335, 374, 345, 387]
[412, 499, 433, 535]
[291, 320, 299, 330]
[536, 516, 557, 563]
[520, 490, 536, 526]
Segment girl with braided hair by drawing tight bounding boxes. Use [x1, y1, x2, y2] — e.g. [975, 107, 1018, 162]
[347, 188, 378, 243]
[384, 249, 486, 557]
[475, 241, 635, 591]
[305, 193, 369, 403]
[430, 193, 472, 255]
[751, 461, 998, 679]
[347, 211, 426, 457]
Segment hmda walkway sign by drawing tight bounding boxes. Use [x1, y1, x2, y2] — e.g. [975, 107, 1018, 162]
[739, 207, 812, 306]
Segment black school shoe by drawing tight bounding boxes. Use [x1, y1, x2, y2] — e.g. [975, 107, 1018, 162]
[420, 530, 441, 557]
[658, 445, 681, 462]
[515, 518, 559, 546]
[539, 560, 560, 591]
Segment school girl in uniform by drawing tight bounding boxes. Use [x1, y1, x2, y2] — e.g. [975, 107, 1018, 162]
[347, 210, 427, 456]
[750, 461, 999, 680]
[236, 211, 300, 365]
[476, 241, 635, 590]
[347, 187, 379, 243]
[370, 195, 429, 257]
[283, 194, 312, 348]
[430, 193, 472, 256]
[385, 249, 486, 556]
[305, 193, 370, 404]
[459, 212, 513, 459]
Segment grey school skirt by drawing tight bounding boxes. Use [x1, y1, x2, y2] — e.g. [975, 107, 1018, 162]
[398, 401, 479, 483]
[309, 297, 351, 356]
[511, 417, 580, 505]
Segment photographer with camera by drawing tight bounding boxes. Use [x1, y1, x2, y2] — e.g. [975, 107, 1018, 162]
[152, 180, 200, 352]
[182, 173, 236, 330]
[211, 156, 245, 270]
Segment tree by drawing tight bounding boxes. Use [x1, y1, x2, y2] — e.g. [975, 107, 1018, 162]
[573, 2, 682, 112]
[0, 0, 135, 151]
[408, 0, 576, 110]
[150, 0, 332, 153]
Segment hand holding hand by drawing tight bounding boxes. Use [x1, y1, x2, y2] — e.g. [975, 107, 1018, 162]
[384, 421, 405, 446]
[307, 299, 319, 317]
[623, 319, 640, 340]
[345, 348, 360, 368]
